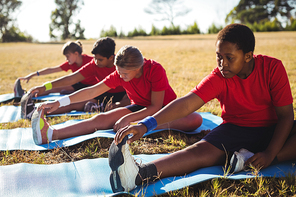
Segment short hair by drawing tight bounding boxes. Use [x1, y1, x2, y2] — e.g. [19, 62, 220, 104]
[115, 45, 144, 69]
[216, 24, 255, 53]
[91, 37, 115, 58]
[62, 40, 83, 55]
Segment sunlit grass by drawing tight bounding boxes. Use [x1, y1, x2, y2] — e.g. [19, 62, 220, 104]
[0, 32, 296, 196]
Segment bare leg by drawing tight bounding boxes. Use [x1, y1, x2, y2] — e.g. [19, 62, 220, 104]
[157, 112, 203, 132]
[153, 140, 225, 178]
[52, 107, 132, 140]
[277, 124, 296, 162]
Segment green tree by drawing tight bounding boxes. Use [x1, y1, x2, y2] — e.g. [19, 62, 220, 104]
[144, 0, 191, 27]
[0, 0, 22, 41]
[150, 24, 161, 35]
[226, 0, 296, 25]
[285, 16, 296, 30]
[49, 0, 84, 40]
[183, 21, 200, 34]
[100, 25, 117, 37]
[71, 19, 85, 39]
[1, 26, 33, 42]
[207, 23, 223, 34]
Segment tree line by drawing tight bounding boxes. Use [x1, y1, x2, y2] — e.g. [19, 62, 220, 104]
[1, 0, 296, 42]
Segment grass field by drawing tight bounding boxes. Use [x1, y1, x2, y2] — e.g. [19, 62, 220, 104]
[0, 32, 296, 196]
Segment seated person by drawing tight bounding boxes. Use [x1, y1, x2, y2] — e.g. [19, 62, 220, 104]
[108, 24, 296, 192]
[21, 37, 129, 119]
[31, 45, 203, 145]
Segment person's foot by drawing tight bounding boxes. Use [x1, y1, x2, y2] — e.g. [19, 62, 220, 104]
[229, 148, 254, 173]
[20, 92, 36, 119]
[31, 109, 53, 145]
[109, 136, 139, 192]
[14, 78, 25, 98]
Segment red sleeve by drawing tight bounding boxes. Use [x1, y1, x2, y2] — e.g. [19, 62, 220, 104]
[78, 60, 96, 79]
[102, 71, 121, 89]
[59, 61, 70, 71]
[268, 58, 293, 107]
[149, 62, 170, 92]
[191, 69, 223, 103]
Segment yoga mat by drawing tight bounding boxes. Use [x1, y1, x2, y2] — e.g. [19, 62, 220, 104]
[0, 93, 64, 104]
[0, 93, 15, 103]
[0, 112, 222, 151]
[0, 105, 88, 123]
[32, 93, 66, 101]
[0, 154, 295, 197]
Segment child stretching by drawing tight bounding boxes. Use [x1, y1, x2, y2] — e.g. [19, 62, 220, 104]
[31, 45, 203, 145]
[16, 40, 93, 96]
[21, 37, 127, 119]
[108, 24, 296, 193]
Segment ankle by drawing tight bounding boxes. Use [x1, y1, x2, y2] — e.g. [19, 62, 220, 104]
[135, 162, 158, 185]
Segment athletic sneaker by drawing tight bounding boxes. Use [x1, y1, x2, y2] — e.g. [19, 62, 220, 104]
[31, 109, 53, 145]
[109, 136, 139, 192]
[84, 101, 105, 113]
[229, 148, 254, 173]
[20, 92, 36, 119]
[13, 78, 25, 98]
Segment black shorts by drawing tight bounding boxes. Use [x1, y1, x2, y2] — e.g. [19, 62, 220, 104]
[71, 82, 89, 91]
[125, 104, 146, 112]
[203, 121, 296, 154]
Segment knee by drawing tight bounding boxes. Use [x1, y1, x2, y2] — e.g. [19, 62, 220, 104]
[184, 112, 203, 131]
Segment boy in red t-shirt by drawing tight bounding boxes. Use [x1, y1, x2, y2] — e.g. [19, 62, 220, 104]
[21, 37, 128, 119]
[16, 40, 93, 96]
[107, 24, 296, 192]
[31, 45, 203, 145]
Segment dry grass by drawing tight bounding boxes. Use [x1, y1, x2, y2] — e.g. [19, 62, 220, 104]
[1, 32, 296, 196]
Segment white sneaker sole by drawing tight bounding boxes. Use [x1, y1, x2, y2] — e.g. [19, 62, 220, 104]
[31, 109, 42, 145]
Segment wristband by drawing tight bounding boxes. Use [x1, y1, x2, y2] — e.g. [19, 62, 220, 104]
[138, 116, 157, 132]
[58, 96, 71, 107]
[36, 71, 39, 76]
[43, 82, 52, 91]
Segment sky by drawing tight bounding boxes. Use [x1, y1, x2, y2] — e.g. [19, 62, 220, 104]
[15, 0, 240, 42]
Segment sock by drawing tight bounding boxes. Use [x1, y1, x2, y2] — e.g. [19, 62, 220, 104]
[47, 126, 53, 142]
[135, 162, 158, 185]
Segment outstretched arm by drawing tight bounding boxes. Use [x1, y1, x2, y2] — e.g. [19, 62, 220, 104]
[29, 71, 85, 96]
[19, 66, 63, 83]
[38, 81, 111, 113]
[113, 90, 165, 131]
[114, 92, 205, 144]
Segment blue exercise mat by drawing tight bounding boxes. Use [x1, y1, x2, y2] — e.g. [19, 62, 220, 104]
[0, 154, 295, 197]
[0, 93, 65, 104]
[0, 93, 15, 103]
[32, 93, 66, 101]
[0, 112, 222, 151]
[0, 105, 88, 123]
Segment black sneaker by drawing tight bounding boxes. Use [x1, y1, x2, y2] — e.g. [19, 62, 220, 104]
[109, 136, 139, 192]
[20, 92, 36, 119]
[13, 78, 25, 98]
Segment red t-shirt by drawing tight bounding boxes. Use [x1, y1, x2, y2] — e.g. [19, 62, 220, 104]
[78, 59, 125, 93]
[191, 54, 293, 127]
[59, 54, 93, 85]
[103, 59, 176, 106]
